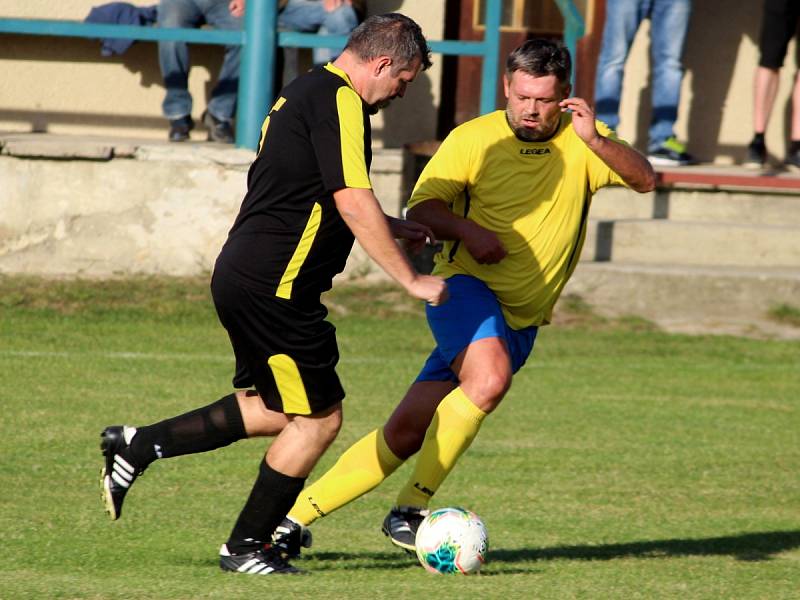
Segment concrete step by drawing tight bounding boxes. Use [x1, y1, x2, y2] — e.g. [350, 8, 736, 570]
[563, 262, 800, 339]
[592, 186, 800, 226]
[581, 218, 800, 267]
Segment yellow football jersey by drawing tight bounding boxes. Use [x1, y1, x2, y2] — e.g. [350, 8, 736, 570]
[407, 110, 628, 329]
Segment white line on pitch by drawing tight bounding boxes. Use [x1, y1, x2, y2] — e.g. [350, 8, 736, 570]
[0, 350, 396, 364]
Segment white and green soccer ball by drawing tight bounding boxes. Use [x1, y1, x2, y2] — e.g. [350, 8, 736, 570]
[414, 507, 488, 574]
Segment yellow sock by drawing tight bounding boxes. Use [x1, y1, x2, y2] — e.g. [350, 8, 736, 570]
[287, 427, 404, 526]
[395, 387, 487, 508]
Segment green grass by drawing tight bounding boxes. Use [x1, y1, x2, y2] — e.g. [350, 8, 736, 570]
[768, 303, 800, 328]
[1, 276, 798, 599]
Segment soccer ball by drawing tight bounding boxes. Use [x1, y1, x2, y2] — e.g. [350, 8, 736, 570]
[414, 507, 488, 574]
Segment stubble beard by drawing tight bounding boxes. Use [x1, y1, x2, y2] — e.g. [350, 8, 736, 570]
[506, 107, 555, 142]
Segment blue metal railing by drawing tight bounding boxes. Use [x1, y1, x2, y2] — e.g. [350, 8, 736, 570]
[0, 0, 584, 150]
[554, 0, 586, 69]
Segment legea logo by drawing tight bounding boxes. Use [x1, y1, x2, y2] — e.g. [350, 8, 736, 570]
[520, 148, 551, 155]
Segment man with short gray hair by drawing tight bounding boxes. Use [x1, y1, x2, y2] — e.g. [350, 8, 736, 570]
[99, 13, 447, 576]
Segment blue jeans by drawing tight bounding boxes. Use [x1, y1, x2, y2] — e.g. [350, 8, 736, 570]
[594, 0, 692, 150]
[158, 0, 242, 122]
[278, 0, 360, 65]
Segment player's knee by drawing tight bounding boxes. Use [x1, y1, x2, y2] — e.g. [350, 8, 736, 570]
[290, 405, 342, 451]
[315, 408, 343, 446]
[464, 370, 511, 411]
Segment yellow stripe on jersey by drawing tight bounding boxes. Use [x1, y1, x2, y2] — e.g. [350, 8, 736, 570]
[276, 201, 322, 299]
[258, 96, 287, 154]
[324, 62, 356, 89]
[335, 86, 371, 189]
[267, 354, 311, 415]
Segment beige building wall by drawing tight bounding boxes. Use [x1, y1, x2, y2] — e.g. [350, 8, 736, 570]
[610, 0, 798, 165]
[2, 1, 797, 162]
[0, 0, 444, 148]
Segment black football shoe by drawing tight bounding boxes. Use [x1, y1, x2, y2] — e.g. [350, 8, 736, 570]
[381, 506, 429, 554]
[272, 517, 313, 558]
[99, 425, 143, 520]
[219, 544, 303, 575]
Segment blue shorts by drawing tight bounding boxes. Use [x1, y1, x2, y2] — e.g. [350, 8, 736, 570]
[416, 275, 538, 383]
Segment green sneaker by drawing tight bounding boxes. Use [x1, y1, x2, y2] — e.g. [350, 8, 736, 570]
[648, 137, 695, 166]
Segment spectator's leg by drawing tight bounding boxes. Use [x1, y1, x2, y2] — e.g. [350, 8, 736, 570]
[593, 0, 646, 132]
[204, 0, 242, 122]
[754, 66, 780, 136]
[791, 71, 800, 141]
[158, 0, 202, 120]
[754, 0, 798, 136]
[278, 0, 327, 32]
[313, 5, 359, 65]
[648, 0, 691, 151]
[277, 1, 328, 89]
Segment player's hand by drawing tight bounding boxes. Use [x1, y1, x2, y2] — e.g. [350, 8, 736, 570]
[559, 97, 599, 146]
[229, 0, 245, 18]
[462, 221, 506, 264]
[388, 216, 436, 256]
[407, 275, 449, 306]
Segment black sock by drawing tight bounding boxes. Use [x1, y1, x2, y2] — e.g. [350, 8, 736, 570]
[753, 132, 765, 145]
[128, 394, 246, 468]
[226, 460, 306, 555]
[790, 140, 800, 154]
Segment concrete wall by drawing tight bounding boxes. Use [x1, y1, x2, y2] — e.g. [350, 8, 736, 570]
[0, 0, 444, 148]
[0, 134, 407, 278]
[614, 1, 798, 164]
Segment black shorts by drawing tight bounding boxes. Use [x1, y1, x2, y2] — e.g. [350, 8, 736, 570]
[758, 0, 800, 69]
[210, 270, 345, 415]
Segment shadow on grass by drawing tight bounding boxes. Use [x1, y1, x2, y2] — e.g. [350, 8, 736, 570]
[177, 550, 419, 572]
[491, 530, 800, 563]
[177, 530, 800, 573]
[304, 550, 418, 571]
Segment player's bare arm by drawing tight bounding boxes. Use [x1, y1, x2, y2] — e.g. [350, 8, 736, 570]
[407, 199, 507, 264]
[334, 187, 449, 305]
[560, 97, 656, 193]
[386, 216, 436, 256]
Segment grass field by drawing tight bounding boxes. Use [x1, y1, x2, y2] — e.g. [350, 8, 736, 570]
[1, 276, 798, 599]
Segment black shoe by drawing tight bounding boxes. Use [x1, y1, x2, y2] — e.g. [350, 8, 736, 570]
[168, 116, 194, 142]
[219, 544, 303, 575]
[202, 110, 235, 144]
[381, 506, 429, 554]
[744, 138, 767, 169]
[647, 137, 695, 166]
[272, 517, 313, 558]
[100, 425, 142, 520]
[784, 148, 800, 171]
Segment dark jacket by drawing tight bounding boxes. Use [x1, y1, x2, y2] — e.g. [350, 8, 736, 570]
[85, 2, 158, 56]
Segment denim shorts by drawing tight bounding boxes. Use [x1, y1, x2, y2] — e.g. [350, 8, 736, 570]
[416, 275, 538, 382]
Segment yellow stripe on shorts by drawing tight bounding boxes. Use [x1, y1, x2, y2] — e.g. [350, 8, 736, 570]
[276, 202, 322, 299]
[267, 354, 311, 415]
